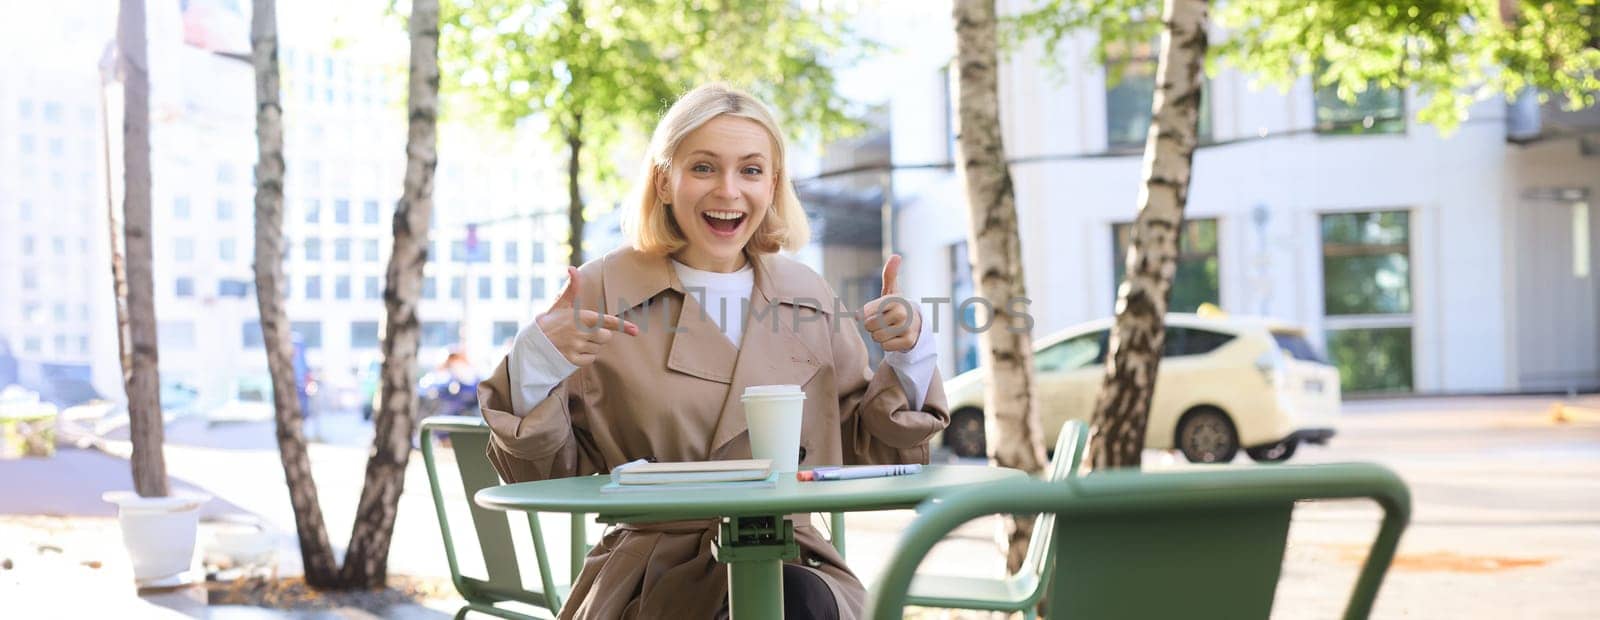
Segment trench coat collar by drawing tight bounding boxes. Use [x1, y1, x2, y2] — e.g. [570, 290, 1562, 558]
[598, 247, 829, 456]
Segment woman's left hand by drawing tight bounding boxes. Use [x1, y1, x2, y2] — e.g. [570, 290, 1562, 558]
[863, 254, 921, 352]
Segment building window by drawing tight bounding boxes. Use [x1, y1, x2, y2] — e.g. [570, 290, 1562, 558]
[452, 241, 469, 262]
[217, 200, 234, 221]
[174, 238, 195, 262]
[335, 275, 351, 300]
[531, 242, 546, 264]
[1314, 65, 1405, 135]
[1321, 211, 1413, 393]
[493, 321, 519, 347]
[158, 321, 197, 351]
[351, 321, 380, 348]
[219, 239, 236, 262]
[530, 276, 546, 300]
[304, 238, 322, 261]
[176, 277, 195, 297]
[363, 239, 380, 262]
[218, 279, 252, 298]
[362, 200, 380, 224]
[305, 275, 323, 299]
[334, 239, 351, 261]
[291, 321, 323, 349]
[421, 321, 459, 348]
[478, 276, 492, 300]
[21, 236, 34, 256]
[242, 321, 264, 348]
[1111, 218, 1220, 313]
[174, 197, 191, 220]
[505, 276, 520, 300]
[505, 242, 519, 264]
[949, 241, 979, 374]
[22, 269, 37, 290]
[450, 276, 464, 300]
[365, 276, 381, 299]
[1105, 42, 1213, 151]
[423, 276, 437, 300]
[217, 163, 234, 185]
[305, 199, 321, 223]
[334, 199, 350, 224]
[52, 237, 65, 256]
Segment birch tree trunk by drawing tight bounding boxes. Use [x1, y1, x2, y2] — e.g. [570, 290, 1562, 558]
[953, 0, 1046, 572]
[118, 0, 168, 499]
[251, 0, 340, 586]
[1088, 0, 1209, 470]
[341, 0, 439, 587]
[566, 126, 585, 267]
[99, 48, 133, 425]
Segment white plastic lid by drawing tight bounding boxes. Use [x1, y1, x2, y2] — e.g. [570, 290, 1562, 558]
[741, 384, 805, 399]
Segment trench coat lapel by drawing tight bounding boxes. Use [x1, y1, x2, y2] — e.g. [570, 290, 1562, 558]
[663, 292, 738, 384]
[707, 255, 823, 456]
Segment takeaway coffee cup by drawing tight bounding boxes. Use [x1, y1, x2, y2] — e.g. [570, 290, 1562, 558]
[740, 384, 806, 473]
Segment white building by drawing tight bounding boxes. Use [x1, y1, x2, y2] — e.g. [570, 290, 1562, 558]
[1, 1, 572, 412]
[878, 2, 1599, 394]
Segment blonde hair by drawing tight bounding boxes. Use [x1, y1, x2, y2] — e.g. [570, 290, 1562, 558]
[626, 83, 811, 255]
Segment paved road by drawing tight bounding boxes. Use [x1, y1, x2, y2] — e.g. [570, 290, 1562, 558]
[4, 395, 1597, 618]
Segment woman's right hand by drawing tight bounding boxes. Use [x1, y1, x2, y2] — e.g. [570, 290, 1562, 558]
[538, 266, 640, 367]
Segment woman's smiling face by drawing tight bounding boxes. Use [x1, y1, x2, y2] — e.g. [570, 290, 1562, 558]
[658, 115, 777, 272]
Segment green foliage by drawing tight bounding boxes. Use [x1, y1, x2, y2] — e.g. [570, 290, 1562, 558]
[1011, 0, 1600, 133]
[438, 0, 869, 202]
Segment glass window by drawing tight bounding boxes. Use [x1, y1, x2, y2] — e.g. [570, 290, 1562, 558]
[305, 199, 320, 223]
[452, 241, 468, 262]
[365, 276, 381, 299]
[421, 321, 459, 347]
[291, 321, 322, 349]
[1326, 327, 1412, 392]
[22, 236, 34, 256]
[174, 238, 195, 262]
[423, 276, 437, 299]
[1321, 212, 1410, 315]
[493, 321, 519, 346]
[363, 239, 380, 262]
[18, 99, 32, 118]
[1314, 64, 1405, 135]
[304, 238, 322, 261]
[450, 277, 464, 300]
[1112, 218, 1219, 313]
[334, 239, 351, 261]
[505, 242, 519, 264]
[218, 279, 251, 298]
[505, 276, 520, 300]
[305, 275, 322, 299]
[334, 199, 350, 224]
[351, 321, 380, 348]
[19, 134, 34, 154]
[1035, 331, 1105, 373]
[219, 239, 236, 262]
[1105, 45, 1212, 150]
[217, 163, 234, 185]
[530, 276, 546, 300]
[478, 276, 492, 300]
[52, 237, 65, 256]
[158, 321, 197, 351]
[22, 269, 37, 290]
[362, 200, 380, 224]
[1168, 327, 1234, 357]
[1272, 331, 1326, 363]
[217, 200, 234, 221]
[242, 321, 264, 348]
[48, 138, 63, 157]
[174, 197, 191, 220]
[531, 242, 546, 264]
[950, 241, 979, 373]
[335, 275, 351, 300]
[43, 101, 63, 123]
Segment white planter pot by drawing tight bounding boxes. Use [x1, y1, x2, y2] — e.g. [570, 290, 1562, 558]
[102, 490, 211, 587]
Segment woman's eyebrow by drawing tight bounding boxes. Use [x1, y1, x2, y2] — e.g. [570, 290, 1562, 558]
[686, 149, 768, 161]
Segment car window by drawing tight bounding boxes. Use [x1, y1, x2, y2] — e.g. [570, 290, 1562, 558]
[1178, 327, 1234, 356]
[1272, 331, 1326, 363]
[1036, 331, 1105, 373]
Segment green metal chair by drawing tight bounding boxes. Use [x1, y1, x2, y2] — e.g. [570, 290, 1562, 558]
[870, 462, 1411, 620]
[900, 420, 1088, 619]
[421, 416, 589, 620]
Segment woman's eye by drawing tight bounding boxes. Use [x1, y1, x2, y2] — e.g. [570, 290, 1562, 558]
[742, 167, 763, 175]
[691, 163, 713, 173]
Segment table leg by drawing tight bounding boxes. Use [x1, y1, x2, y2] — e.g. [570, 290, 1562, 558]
[713, 515, 798, 620]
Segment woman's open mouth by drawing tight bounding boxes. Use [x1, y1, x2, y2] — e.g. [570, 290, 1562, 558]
[701, 210, 747, 237]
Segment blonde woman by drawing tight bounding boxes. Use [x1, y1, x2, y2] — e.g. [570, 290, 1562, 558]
[478, 83, 947, 619]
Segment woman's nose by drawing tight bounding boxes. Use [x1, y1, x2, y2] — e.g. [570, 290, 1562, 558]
[715, 172, 741, 199]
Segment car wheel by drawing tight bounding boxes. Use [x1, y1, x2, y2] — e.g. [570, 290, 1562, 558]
[1177, 408, 1239, 464]
[1246, 439, 1298, 463]
[944, 408, 987, 459]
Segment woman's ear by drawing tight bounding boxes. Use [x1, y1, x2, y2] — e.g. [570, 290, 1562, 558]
[654, 167, 671, 206]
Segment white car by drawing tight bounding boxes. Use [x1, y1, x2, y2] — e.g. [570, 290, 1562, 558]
[942, 313, 1340, 463]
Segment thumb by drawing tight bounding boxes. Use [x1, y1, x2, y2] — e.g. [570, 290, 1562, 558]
[880, 254, 901, 297]
[551, 266, 580, 310]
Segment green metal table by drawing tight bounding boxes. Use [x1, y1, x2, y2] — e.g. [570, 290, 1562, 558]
[474, 464, 1027, 619]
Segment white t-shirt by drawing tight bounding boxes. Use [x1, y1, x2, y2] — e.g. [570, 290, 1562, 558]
[507, 260, 938, 416]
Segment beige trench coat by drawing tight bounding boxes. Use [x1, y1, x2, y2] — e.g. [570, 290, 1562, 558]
[477, 247, 950, 619]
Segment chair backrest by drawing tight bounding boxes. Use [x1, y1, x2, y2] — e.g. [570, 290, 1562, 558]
[420, 416, 563, 616]
[1015, 420, 1089, 581]
[871, 463, 1411, 620]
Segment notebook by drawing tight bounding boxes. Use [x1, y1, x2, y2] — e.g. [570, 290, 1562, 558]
[600, 473, 779, 494]
[613, 458, 773, 485]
